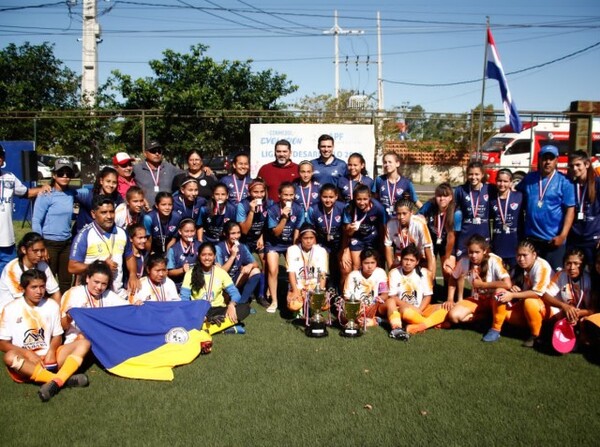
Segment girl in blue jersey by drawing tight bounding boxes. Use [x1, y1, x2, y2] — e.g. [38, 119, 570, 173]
[294, 161, 321, 219]
[453, 161, 492, 260]
[222, 152, 252, 206]
[307, 183, 346, 290]
[264, 182, 304, 313]
[74, 167, 123, 233]
[197, 183, 237, 244]
[167, 218, 202, 291]
[143, 192, 179, 255]
[172, 177, 205, 225]
[342, 184, 387, 277]
[127, 223, 148, 281]
[419, 183, 460, 284]
[568, 150, 600, 269]
[216, 221, 261, 305]
[490, 169, 523, 270]
[372, 152, 421, 218]
[338, 153, 374, 203]
[237, 178, 271, 253]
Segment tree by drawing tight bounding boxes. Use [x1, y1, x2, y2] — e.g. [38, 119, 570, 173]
[106, 44, 297, 157]
[0, 42, 81, 145]
[293, 90, 376, 124]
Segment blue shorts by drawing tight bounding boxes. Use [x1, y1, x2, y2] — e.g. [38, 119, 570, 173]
[264, 243, 290, 254]
[349, 238, 376, 252]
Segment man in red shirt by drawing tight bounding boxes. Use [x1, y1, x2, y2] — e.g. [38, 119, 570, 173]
[257, 139, 299, 202]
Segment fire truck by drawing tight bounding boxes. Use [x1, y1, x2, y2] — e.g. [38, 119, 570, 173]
[479, 120, 600, 184]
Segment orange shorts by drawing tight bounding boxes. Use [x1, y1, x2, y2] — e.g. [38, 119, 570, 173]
[456, 296, 493, 319]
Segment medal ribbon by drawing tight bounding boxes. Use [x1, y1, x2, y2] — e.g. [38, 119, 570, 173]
[496, 191, 511, 227]
[203, 267, 216, 302]
[538, 170, 556, 204]
[435, 212, 446, 240]
[349, 175, 362, 201]
[92, 223, 115, 257]
[145, 162, 161, 189]
[300, 183, 313, 213]
[469, 187, 481, 220]
[576, 183, 587, 216]
[386, 178, 398, 209]
[567, 276, 585, 309]
[149, 279, 166, 302]
[301, 246, 314, 282]
[84, 286, 103, 308]
[233, 176, 247, 203]
[323, 208, 334, 239]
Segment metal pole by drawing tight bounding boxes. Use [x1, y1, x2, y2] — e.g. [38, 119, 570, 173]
[477, 17, 490, 157]
[377, 11, 384, 110]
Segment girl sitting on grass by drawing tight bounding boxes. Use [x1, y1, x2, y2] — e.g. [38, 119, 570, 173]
[481, 239, 552, 347]
[131, 254, 180, 304]
[447, 235, 511, 325]
[386, 244, 446, 339]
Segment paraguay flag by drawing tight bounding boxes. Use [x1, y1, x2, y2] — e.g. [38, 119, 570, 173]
[485, 28, 522, 133]
[70, 301, 212, 381]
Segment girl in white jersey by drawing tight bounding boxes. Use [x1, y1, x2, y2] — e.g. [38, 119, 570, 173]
[386, 244, 447, 339]
[482, 238, 553, 347]
[131, 254, 180, 304]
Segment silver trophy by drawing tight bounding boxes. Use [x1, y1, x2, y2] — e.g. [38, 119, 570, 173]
[305, 269, 328, 338]
[341, 278, 363, 337]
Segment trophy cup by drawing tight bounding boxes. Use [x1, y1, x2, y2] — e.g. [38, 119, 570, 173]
[305, 270, 328, 338]
[341, 278, 363, 337]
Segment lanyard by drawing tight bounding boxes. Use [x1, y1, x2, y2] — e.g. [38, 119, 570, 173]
[353, 206, 370, 228]
[92, 223, 115, 257]
[397, 224, 411, 249]
[538, 171, 556, 204]
[323, 207, 334, 237]
[84, 286, 103, 308]
[149, 279, 166, 302]
[136, 252, 145, 278]
[154, 213, 168, 252]
[300, 184, 313, 213]
[203, 267, 216, 302]
[301, 246, 314, 282]
[435, 212, 446, 240]
[576, 183, 588, 215]
[496, 191, 510, 226]
[349, 175, 362, 200]
[213, 202, 225, 216]
[386, 178, 399, 207]
[233, 176, 247, 203]
[180, 240, 195, 258]
[145, 162, 161, 188]
[567, 276, 585, 309]
[469, 187, 482, 219]
[225, 241, 240, 261]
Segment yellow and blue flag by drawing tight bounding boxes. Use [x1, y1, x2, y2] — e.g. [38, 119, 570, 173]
[70, 301, 212, 381]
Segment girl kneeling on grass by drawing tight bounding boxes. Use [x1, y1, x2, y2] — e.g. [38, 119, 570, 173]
[386, 244, 446, 340]
[286, 224, 329, 314]
[481, 239, 552, 347]
[131, 254, 180, 304]
[181, 242, 249, 335]
[343, 249, 389, 329]
[447, 235, 511, 325]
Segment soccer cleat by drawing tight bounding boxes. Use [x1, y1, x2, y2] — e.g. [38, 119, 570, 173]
[406, 323, 427, 335]
[389, 328, 410, 341]
[223, 324, 246, 335]
[38, 380, 60, 402]
[482, 329, 501, 343]
[522, 336, 538, 348]
[64, 374, 89, 388]
[257, 296, 270, 308]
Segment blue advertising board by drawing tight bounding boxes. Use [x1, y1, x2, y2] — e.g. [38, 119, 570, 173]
[0, 140, 35, 221]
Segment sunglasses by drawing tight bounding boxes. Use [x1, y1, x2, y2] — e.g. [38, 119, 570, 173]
[146, 148, 163, 154]
[55, 169, 73, 178]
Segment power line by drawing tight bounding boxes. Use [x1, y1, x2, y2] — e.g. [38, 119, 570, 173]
[383, 39, 600, 87]
[0, 1, 64, 13]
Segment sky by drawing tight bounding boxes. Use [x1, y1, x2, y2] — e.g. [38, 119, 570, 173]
[1, 0, 599, 115]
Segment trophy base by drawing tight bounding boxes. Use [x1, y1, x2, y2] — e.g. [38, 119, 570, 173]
[305, 322, 328, 338]
[340, 326, 362, 337]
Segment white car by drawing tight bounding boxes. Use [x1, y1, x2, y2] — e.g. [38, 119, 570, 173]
[37, 161, 52, 180]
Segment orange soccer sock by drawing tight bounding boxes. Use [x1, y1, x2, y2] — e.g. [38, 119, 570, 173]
[389, 311, 402, 329]
[423, 308, 448, 329]
[32, 363, 56, 384]
[401, 307, 426, 325]
[54, 355, 83, 387]
[492, 301, 509, 331]
[523, 298, 544, 337]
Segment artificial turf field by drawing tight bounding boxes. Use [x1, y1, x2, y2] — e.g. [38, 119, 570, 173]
[1, 305, 600, 447]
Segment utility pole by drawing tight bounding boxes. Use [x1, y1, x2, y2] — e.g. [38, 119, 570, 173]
[377, 11, 384, 111]
[323, 10, 364, 101]
[81, 0, 101, 106]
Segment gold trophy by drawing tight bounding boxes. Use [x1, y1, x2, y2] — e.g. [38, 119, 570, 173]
[341, 278, 363, 337]
[305, 269, 328, 338]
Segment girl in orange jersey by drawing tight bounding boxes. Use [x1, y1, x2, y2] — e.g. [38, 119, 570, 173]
[482, 238, 553, 346]
[447, 235, 511, 324]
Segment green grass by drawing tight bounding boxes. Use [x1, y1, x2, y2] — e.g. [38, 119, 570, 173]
[1, 307, 600, 446]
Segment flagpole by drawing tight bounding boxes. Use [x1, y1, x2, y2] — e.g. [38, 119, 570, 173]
[476, 16, 490, 159]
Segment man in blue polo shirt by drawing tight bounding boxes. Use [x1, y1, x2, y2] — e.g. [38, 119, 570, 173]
[516, 145, 575, 270]
[311, 134, 347, 188]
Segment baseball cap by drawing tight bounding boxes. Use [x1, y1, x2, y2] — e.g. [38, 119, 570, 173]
[539, 145, 559, 158]
[53, 158, 74, 172]
[551, 318, 577, 354]
[113, 152, 133, 166]
[146, 140, 163, 153]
